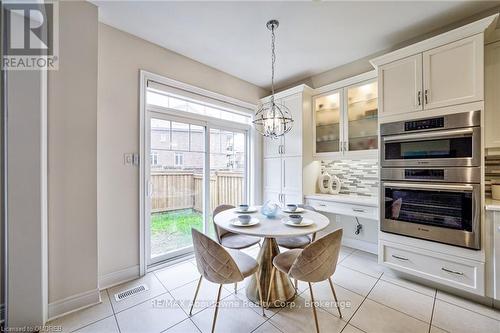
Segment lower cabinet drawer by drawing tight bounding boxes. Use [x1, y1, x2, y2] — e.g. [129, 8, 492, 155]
[380, 240, 485, 295]
[306, 199, 378, 220]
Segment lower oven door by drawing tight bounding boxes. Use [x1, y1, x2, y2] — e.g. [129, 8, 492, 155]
[381, 181, 480, 249]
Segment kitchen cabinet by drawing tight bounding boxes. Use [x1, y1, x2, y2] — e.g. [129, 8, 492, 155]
[423, 35, 483, 109]
[375, 32, 486, 118]
[379, 54, 422, 116]
[313, 77, 378, 159]
[262, 86, 314, 205]
[485, 40, 500, 150]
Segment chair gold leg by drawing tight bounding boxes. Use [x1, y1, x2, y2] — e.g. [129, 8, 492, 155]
[308, 282, 320, 333]
[234, 282, 237, 294]
[255, 273, 265, 316]
[328, 277, 342, 318]
[266, 266, 276, 309]
[211, 284, 223, 333]
[189, 276, 203, 316]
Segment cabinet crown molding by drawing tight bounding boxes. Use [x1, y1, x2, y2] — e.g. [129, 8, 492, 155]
[370, 13, 499, 68]
[260, 84, 313, 103]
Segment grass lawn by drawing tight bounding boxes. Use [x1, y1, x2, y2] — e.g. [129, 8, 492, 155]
[151, 209, 203, 235]
[151, 209, 216, 257]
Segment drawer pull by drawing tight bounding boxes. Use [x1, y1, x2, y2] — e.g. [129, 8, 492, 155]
[441, 267, 464, 276]
[391, 254, 409, 261]
[318, 203, 327, 207]
[352, 208, 366, 213]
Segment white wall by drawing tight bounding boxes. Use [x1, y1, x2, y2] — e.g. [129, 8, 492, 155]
[47, 1, 99, 315]
[7, 67, 47, 327]
[97, 23, 267, 285]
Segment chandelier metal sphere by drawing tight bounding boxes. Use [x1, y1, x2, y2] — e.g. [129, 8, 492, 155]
[253, 20, 293, 139]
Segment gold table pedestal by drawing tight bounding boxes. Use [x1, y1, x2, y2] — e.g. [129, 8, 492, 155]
[246, 237, 296, 307]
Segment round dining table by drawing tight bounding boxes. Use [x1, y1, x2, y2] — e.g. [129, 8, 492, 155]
[214, 206, 329, 307]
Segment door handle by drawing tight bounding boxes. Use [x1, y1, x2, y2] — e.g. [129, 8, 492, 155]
[424, 89, 429, 104]
[147, 180, 153, 197]
[417, 91, 421, 106]
[339, 141, 343, 152]
[352, 208, 366, 213]
[391, 254, 409, 261]
[441, 267, 464, 276]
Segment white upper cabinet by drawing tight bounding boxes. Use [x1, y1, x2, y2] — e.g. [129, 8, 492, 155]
[282, 94, 303, 157]
[313, 73, 378, 159]
[423, 34, 483, 109]
[485, 40, 500, 150]
[379, 54, 423, 116]
[313, 89, 343, 158]
[371, 15, 498, 120]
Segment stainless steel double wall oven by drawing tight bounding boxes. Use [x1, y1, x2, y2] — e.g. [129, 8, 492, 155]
[380, 111, 481, 249]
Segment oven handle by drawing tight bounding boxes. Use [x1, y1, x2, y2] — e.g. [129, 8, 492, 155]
[382, 128, 474, 142]
[383, 182, 474, 192]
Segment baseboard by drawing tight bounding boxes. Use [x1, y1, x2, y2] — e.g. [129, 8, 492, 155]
[48, 288, 100, 321]
[98, 265, 140, 290]
[342, 238, 378, 255]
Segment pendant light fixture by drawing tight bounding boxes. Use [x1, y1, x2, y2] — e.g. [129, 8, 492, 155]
[253, 19, 293, 139]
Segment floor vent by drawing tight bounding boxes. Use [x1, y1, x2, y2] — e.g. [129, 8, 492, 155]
[114, 284, 149, 302]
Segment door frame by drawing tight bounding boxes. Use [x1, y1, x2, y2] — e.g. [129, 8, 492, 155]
[139, 71, 254, 274]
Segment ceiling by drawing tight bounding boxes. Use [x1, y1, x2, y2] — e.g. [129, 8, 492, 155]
[91, 1, 499, 89]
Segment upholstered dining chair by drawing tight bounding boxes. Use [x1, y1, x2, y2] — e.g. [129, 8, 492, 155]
[277, 204, 318, 291]
[267, 229, 343, 333]
[212, 204, 261, 293]
[190, 229, 265, 333]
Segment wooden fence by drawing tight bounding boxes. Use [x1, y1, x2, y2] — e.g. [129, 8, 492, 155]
[151, 171, 244, 213]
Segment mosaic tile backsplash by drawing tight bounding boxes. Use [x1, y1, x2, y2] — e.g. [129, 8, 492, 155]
[321, 160, 379, 197]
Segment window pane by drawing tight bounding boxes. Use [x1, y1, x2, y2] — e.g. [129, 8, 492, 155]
[171, 121, 189, 151]
[151, 119, 170, 152]
[190, 125, 205, 152]
[147, 91, 169, 108]
[187, 102, 205, 116]
[210, 129, 221, 153]
[169, 97, 188, 111]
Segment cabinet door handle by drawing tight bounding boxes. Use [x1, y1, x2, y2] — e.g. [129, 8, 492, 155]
[343, 141, 347, 152]
[339, 141, 343, 152]
[424, 89, 429, 104]
[352, 208, 365, 213]
[318, 203, 327, 207]
[417, 91, 421, 106]
[391, 254, 409, 261]
[278, 145, 282, 154]
[282, 145, 285, 155]
[441, 267, 464, 276]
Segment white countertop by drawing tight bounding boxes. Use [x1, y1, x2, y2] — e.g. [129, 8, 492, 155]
[305, 193, 379, 207]
[485, 198, 500, 212]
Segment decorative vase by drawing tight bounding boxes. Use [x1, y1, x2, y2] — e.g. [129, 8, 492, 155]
[260, 200, 279, 218]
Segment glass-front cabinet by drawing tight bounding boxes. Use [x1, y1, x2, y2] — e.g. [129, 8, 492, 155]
[313, 77, 378, 158]
[314, 90, 342, 154]
[346, 80, 378, 152]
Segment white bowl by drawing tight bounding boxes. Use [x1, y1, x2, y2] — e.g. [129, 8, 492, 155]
[289, 214, 303, 224]
[286, 204, 298, 212]
[238, 215, 252, 225]
[239, 204, 249, 212]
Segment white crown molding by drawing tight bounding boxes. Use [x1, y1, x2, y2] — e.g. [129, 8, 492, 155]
[313, 70, 377, 96]
[260, 84, 313, 103]
[370, 13, 499, 67]
[47, 288, 100, 321]
[98, 265, 140, 290]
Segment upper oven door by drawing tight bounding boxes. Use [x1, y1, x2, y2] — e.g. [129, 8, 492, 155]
[381, 127, 480, 167]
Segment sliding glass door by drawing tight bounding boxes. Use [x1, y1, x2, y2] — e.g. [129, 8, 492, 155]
[146, 112, 249, 265]
[146, 113, 208, 264]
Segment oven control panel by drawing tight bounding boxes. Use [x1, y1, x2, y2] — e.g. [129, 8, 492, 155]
[404, 169, 444, 180]
[404, 117, 444, 131]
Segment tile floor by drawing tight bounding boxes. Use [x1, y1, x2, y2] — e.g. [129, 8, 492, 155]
[49, 246, 500, 333]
